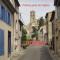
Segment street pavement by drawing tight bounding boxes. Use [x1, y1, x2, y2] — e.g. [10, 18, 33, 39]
[18, 46, 53, 60]
[10, 49, 25, 60]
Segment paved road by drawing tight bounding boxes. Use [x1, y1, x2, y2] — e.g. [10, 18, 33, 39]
[18, 46, 53, 60]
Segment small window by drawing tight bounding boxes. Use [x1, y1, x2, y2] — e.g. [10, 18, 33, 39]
[7, 12, 11, 25]
[59, 30, 60, 32]
[16, 20, 17, 23]
[56, 28, 58, 32]
[56, 36, 58, 40]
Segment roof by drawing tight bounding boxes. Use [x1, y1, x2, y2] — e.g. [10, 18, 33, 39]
[50, 11, 55, 21]
[14, 0, 20, 6]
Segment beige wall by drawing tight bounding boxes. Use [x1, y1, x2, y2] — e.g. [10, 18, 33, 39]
[14, 12, 21, 52]
[47, 12, 52, 43]
[48, 22, 52, 42]
[0, 0, 20, 60]
[0, 20, 14, 60]
[38, 25, 47, 41]
[0, 1, 14, 60]
[55, 20, 60, 55]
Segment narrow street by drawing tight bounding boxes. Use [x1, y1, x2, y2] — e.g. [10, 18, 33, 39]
[0, 0, 60, 60]
[18, 46, 53, 60]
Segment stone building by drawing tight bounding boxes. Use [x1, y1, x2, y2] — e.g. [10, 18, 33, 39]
[49, 11, 55, 51]
[54, 0, 60, 56]
[45, 12, 53, 47]
[14, 13, 24, 52]
[28, 11, 38, 40]
[0, 0, 20, 60]
[18, 17, 24, 48]
[38, 25, 47, 41]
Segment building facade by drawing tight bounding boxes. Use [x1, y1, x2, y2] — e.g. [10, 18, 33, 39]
[45, 12, 53, 47]
[28, 11, 38, 40]
[49, 11, 55, 51]
[38, 25, 47, 41]
[0, 0, 20, 60]
[18, 17, 24, 48]
[54, 0, 60, 56]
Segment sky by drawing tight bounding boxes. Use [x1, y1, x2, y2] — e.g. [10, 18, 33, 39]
[19, 0, 55, 25]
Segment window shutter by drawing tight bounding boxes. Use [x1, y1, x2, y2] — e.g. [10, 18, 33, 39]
[5, 10, 8, 23]
[8, 12, 10, 24]
[7, 12, 11, 25]
[0, 5, 1, 19]
[0, 29, 4, 55]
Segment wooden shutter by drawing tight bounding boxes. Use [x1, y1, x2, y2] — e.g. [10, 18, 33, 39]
[0, 29, 4, 55]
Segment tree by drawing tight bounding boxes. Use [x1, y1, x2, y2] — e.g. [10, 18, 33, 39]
[21, 28, 28, 49]
[21, 28, 27, 42]
[38, 17, 44, 30]
[31, 26, 38, 39]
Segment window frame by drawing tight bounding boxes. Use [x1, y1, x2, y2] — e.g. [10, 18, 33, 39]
[0, 5, 11, 25]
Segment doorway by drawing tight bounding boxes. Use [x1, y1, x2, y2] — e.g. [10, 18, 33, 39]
[8, 31, 11, 57]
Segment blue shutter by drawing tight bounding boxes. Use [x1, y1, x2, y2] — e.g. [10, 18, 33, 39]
[0, 5, 1, 19]
[1, 6, 4, 20]
[1, 5, 5, 22]
[0, 29, 4, 55]
[5, 10, 8, 23]
[7, 12, 11, 25]
[3, 7, 5, 22]
[0, 5, 11, 25]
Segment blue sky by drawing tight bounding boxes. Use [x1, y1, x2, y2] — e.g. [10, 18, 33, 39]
[19, 0, 55, 25]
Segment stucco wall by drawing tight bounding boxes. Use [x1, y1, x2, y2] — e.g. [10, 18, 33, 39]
[47, 12, 52, 43]
[0, 1, 14, 60]
[0, 20, 14, 60]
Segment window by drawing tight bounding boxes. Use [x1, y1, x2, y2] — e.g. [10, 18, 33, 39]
[1, 6, 5, 21]
[0, 5, 11, 25]
[16, 20, 18, 32]
[20, 25, 21, 31]
[56, 28, 58, 32]
[7, 12, 11, 25]
[56, 36, 58, 40]
[0, 29, 4, 56]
